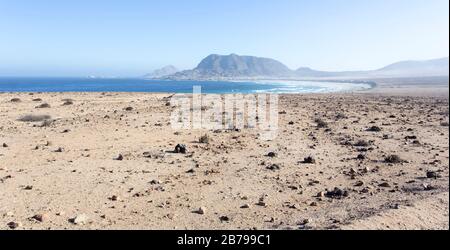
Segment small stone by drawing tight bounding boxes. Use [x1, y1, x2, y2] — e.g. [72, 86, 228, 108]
[390, 204, 400, 209]
[240, 204, 250, 209]
[54, 147, 64, 153]
[70, 214, 89, 225]
[357, 154, 366, 160]
[266, 164, 281, 171]
[167, 213, 177, 220]
[2, 143, 8, 148]
[288, 204, 298, 209]
[219, 216, 230, 222]
[267, 152, 277, 158]
[423, 184, 436, 191]
[115, 154, 124, 161]
[62, 100, 74, 106]
[7, 221, 21, 229]
[109, 195, 119, 201]
[149, 179, 161, 185]
[299, 219, 310, 225]
[32, 213, 48, 222]
[379, 182, 391, 188]
[367, 126, 382, 132]
[194, 207, 206, 215]
[174, 144, 187, 154]
[355, 181, 364, 187]
[317, 191, 326, 197]
[256, 201, 267, 207]
[310, 202, 318, 207]
[325, 188, 349, 199]
[24, 185, 33, 190]
[10, 98, 21, 103]
[426, 171, 440, 179]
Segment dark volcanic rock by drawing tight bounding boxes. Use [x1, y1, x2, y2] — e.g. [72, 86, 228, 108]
[367, 126, 382, 132]
[325, 188, 349, 199]
[266, 164, 281, 171]
[174, 144, 187, 154]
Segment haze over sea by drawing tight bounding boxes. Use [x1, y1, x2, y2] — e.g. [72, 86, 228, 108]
[0, 78, 372, 94]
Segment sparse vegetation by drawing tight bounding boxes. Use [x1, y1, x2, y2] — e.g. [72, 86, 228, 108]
[354, 140, 370, 147]
[199, 134, 210, 144]
[303, 156, 316, 164]
[62, 99, 74, 105]
[38, 120, 53, 127]
[35, 103, 51, 109]
[2, 91, 449, 230]
[314, 118, 328, 128]
[17, 114, 52, 122]
[335, 113, 348, 120]
[357, 154, 366, 160]
[384, 154, 403, 164]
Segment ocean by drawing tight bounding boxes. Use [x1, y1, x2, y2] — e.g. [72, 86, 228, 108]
[0, 77, 373, 94]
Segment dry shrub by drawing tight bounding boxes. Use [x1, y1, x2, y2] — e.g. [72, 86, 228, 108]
[18, 114, 52, 122]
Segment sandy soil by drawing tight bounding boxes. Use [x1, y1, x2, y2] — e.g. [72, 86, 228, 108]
[0, 90, 448, 230]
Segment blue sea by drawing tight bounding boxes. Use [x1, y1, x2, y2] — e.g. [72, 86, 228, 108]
[0, 77, 373, 94]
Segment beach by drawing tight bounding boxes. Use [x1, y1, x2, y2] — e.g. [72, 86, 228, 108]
[0, 88, 449, 230]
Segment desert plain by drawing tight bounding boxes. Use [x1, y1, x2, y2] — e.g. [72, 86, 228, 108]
[0, 83, 449, 230]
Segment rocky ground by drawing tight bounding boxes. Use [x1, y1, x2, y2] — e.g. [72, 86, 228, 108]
[0, 92, 448, 230]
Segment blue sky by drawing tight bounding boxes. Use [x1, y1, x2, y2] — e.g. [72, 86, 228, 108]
[0, 0, 448, 77]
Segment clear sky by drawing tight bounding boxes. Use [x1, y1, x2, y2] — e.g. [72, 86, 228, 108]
[0, 0, 448, 77]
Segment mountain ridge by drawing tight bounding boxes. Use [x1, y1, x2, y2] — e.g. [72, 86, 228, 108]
[143, 65, 179, 79]
[148, 54, 449, 80]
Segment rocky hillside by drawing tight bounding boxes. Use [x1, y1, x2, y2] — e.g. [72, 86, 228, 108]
[168, 54, 294, 79]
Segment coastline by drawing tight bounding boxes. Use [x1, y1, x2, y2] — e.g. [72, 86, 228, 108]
[0, 77, 375, 94]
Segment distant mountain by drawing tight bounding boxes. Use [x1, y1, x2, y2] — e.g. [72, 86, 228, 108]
[373, 57, 449, 77]
[295, 67, 368, 78]
[295, 67, 331, 77]
[168, 54, 294, 79]
[294, 67, 362, 77]
[144, 65, 179, 79]
[161, 54, 449, 80]
[295, 57, 449, 78]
